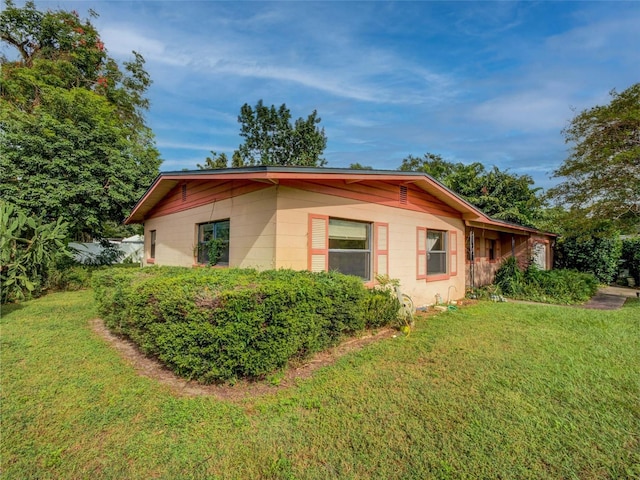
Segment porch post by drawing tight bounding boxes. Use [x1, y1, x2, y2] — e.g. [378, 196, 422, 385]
[469, 229, 475, 290]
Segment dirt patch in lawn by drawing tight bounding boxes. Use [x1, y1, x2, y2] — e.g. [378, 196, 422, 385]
[90, 318, 401, 401]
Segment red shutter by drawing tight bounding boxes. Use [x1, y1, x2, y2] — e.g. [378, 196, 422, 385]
[374, 222, 389, 278]
[417, 227, 427, 279]
[450, 230, 458, 276]
[308, 214, 329, 272]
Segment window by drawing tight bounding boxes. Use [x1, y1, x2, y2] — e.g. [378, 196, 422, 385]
[418, 228, 457, 279]
[427, 230, 447, 275]
[197, 219, 230, 265]
[150, 230, 156, 259]
[488, 239, 496, 261]
[328, 218, 371, 280]
[308, 215, 387, 282]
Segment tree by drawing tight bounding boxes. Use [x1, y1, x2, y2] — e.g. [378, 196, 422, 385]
[0, 1, 161, 240]
[232, 100, 327, 167]
[197, 151, 229, 170]
[548, 83, 640, 233]
[349, 163, 373, 170]
[399, 153, 459, 180]
[399, 153, 545, 227]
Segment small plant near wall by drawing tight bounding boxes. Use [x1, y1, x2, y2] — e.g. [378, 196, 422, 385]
[205, 238, 226, 266]
[194, 238, 227, 266]
[372, 274, 412, 332]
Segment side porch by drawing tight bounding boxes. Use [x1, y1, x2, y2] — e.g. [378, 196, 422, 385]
[465, 221, 555, 290]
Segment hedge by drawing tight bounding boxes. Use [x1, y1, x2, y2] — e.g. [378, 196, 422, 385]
[93, 267, 400, 383]
[554, 232, 622, 284]
[621, 237, 640, 285]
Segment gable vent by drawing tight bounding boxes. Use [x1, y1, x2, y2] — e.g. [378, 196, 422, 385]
[399, 185, 408, 204]
[181, 184, 187, 201]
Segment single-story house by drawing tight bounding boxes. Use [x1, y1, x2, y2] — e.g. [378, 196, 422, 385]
[125, 167, 556, 307]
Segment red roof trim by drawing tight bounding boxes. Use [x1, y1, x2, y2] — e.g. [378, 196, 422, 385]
[125, 168, 554, 237]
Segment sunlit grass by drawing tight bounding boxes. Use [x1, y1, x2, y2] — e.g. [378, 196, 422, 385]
[2, 291, 638, 479]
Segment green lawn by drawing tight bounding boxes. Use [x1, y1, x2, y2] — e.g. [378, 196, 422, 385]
[1, 290, 639, 479]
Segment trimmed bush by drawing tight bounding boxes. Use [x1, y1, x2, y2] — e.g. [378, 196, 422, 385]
[93, 267, 399, 383]
[494, 257, 598, 304]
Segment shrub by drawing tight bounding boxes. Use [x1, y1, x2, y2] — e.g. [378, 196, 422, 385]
[93, 267, 400, 383]
[48, 265, 93, 291]
[494, 258, 598, 304]
[621, 237, 640, 285]
[555, 230, 622, 283]
[494, 257, 525, 296]
[523, 266, 598, 304]
[362, 289, 401, 329]
[1, 201, 70, 303]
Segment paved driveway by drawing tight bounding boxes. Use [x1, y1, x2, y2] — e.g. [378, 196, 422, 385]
[583, 286, 639, 310]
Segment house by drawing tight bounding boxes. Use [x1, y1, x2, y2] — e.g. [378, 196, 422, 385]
[125, 167, 555, 307]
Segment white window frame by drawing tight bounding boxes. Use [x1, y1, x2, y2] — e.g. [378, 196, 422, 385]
[427, 229, 448, 276]
[328, 218, 372, 281]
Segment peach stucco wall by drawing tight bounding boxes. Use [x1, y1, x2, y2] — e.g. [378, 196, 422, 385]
[272, 186, 466, 306]
[144, 187, 277, 269]
[144, 185, 466, 307]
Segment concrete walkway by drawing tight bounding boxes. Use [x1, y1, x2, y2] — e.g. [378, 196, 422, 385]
[582, 286, 639, 310]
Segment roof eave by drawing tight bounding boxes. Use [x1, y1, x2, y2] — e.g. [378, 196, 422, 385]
[124, 167, 554, 238]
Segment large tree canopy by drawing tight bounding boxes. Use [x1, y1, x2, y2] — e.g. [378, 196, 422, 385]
[198, 101, 327, 169]
[399, 153, 545, 227]
[0, 1, 161, 239]
[231, 100, 327, 167]
[548, 83, 640, 233]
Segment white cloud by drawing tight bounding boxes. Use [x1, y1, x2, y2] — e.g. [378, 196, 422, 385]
[95, 8, 458, 106]
[339, 116, 381, 128]
[464, 5, 640, 135]
[456, 0, 532, 34]
[182, 43, 456, 105]
[470, 91, 572, 132]
[99, 26, 188, 65]
[545, 15, 640, 63]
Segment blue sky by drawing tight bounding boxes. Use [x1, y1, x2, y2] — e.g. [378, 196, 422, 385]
[5, 1, 640, 190]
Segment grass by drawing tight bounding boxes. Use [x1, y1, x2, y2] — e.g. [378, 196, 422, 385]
[1, 290, 639, 479]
